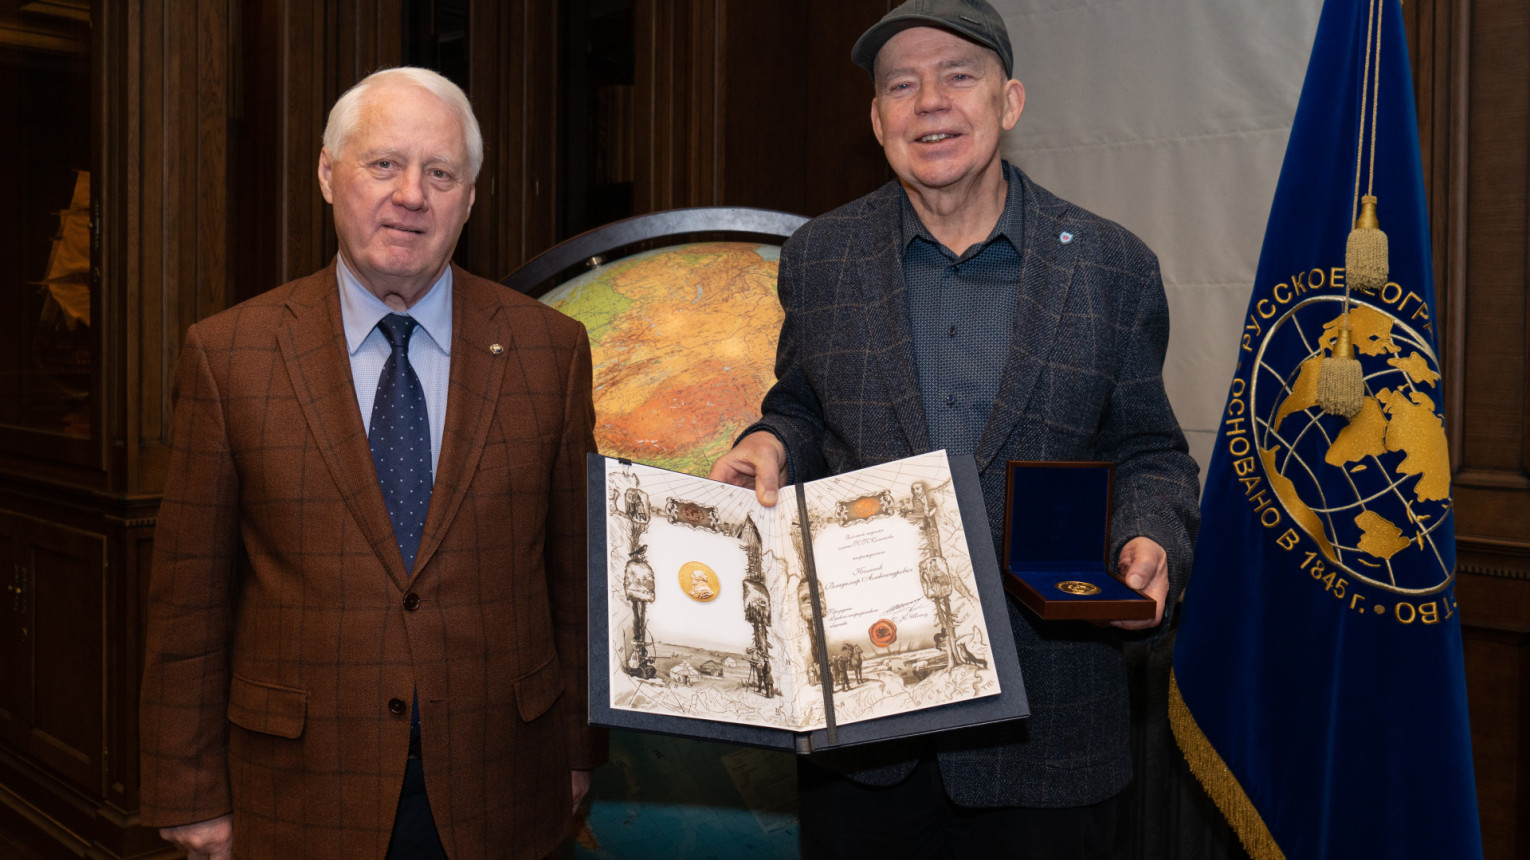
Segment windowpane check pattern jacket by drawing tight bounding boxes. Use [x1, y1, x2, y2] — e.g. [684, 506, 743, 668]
[140, 263, 605, 859]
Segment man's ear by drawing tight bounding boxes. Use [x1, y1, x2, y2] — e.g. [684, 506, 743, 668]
[317, 148, 336, 204]
[1001, 79, 1026, 132]
[870, 97, 886, 147]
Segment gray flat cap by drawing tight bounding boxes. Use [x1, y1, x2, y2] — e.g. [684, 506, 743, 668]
[852, 0, 1014, 79]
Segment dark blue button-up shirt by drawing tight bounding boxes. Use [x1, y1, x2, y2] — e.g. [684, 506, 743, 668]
[899, 161, 1025, 455]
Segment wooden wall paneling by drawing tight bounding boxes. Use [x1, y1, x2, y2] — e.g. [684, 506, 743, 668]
[717, 0, 806, 215]
[101, 513, 160, 858]
[1459, 610, 1530, 860]
[284, 0, 330, 280]
[463, 0, 500, 278]
[0, 506, 114, 857]
[1451, 0, 1530, 578]
[235, 0, 330, 301]
[228, 0, 279, 306]
[688, 0, 720, 207]
[1402, 0, 1459, 364]
[111, 0, 163, 497]
[1458, 0, 1527, 484]
[464, 0, 559, 280]
[0, 517, 26, 750]
[99, 0, 131, 490]
[1408, 1, 1530, 857]
[801, 0, 895, 217]
[633, 0, 721, 214]
[1458, 567, 1530, 860]
[629, 0, 892, 223]
[24, 519, 105, 798]
[323, 0, 404, 269]
[520, 0, 560, 273]
[632, 0, 665, 213]
[232, 0, 406, 306]
[106, 0, 233, 490]
[330, 0, 402, 89]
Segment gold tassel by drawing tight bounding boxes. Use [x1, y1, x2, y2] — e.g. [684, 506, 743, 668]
[1345, 195, 1388, 293]
[1317, 326, 1364, 418]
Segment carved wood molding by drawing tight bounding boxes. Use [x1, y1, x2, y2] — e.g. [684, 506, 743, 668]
[96, 0, 233, 497]
[1459, 562, 1530, 581]
[1458, 532, 1530, 580]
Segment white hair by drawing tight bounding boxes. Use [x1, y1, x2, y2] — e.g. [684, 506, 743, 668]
[322, 67, 484, 181]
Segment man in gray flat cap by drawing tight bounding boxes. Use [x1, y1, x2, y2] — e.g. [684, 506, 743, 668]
[709, 0, 1200, 856]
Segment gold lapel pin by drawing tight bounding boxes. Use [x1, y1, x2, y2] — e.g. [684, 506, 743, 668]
[489, 343, 505, 355]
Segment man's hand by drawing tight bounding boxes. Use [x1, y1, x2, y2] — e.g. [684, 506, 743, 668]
[707, 431, 787, 506]
[571, 769, 593, 812]
[1112, 536, 1168, 631]
[159, 814, 232, 860]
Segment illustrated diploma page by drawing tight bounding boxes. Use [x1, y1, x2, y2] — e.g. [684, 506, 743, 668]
[601, 450, 1002, 733]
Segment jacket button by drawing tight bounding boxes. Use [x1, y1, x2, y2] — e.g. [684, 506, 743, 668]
[388, 698, 407, 715]
[403, 593, 421, 611]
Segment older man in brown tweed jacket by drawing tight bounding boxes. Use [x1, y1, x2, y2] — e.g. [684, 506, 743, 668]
[139, 68, 604, 860]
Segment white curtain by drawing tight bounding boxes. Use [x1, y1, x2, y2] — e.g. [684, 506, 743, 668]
[994, 0, 1322, 479]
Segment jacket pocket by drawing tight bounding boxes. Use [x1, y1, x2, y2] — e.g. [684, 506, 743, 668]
[480, 429, 558, 473]
[227, 674, 307, 739]
[513, 655, 566, 722]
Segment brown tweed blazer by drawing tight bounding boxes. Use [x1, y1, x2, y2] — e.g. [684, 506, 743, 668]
[139, 263, 605, 859]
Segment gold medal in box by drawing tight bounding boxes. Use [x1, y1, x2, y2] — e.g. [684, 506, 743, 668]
[999, 461, 1154, 621]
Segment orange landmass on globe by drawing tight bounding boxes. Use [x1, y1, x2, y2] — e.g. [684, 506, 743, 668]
[547, 242, 785, 476]
[597, 357, 764, 466]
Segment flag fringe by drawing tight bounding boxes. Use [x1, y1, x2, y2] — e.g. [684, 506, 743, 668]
[1168, 671, 1287, 860]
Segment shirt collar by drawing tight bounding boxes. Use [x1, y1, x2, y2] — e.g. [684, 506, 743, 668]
[337, 254, 454, 356]
[898, 160, 1024, 259]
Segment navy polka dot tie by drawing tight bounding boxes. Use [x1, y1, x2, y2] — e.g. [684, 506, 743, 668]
[369, 314, 433, 574]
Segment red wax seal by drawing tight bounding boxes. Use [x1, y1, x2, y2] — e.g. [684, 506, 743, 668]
[851, 496, 881, 519]
[868, 619, 897, 648]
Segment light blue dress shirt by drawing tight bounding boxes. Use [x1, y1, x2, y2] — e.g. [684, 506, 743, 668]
[337, 255, 452, 479]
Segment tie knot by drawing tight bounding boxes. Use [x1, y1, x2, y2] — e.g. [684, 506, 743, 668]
[377, 314, 419, 351]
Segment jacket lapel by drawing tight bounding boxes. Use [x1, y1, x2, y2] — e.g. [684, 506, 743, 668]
[972, 172, 1082, 474]
[411, 267, 505, 577]
[276, 265, 411, 587]
[855, 187, 931, 457]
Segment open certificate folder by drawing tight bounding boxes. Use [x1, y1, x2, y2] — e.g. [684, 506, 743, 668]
[587, 450, 1028, 753]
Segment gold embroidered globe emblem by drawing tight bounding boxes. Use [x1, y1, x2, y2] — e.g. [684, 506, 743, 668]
[1248, 295, 1453, 595]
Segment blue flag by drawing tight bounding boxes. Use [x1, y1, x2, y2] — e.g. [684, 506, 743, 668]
[1169, 1, 1482, 858]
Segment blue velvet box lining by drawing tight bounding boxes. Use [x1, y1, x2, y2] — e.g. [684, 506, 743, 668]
[1002, 461, 1152, 619]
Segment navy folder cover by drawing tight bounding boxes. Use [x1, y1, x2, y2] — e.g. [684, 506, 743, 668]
[586, 452, 1029, 753]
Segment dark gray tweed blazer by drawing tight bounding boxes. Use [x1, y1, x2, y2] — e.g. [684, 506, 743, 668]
[751, 169, 1200, 808]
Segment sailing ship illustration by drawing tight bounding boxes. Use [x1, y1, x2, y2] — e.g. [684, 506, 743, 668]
[32, 171, 91, 389]
[36, 171, 90, 331]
